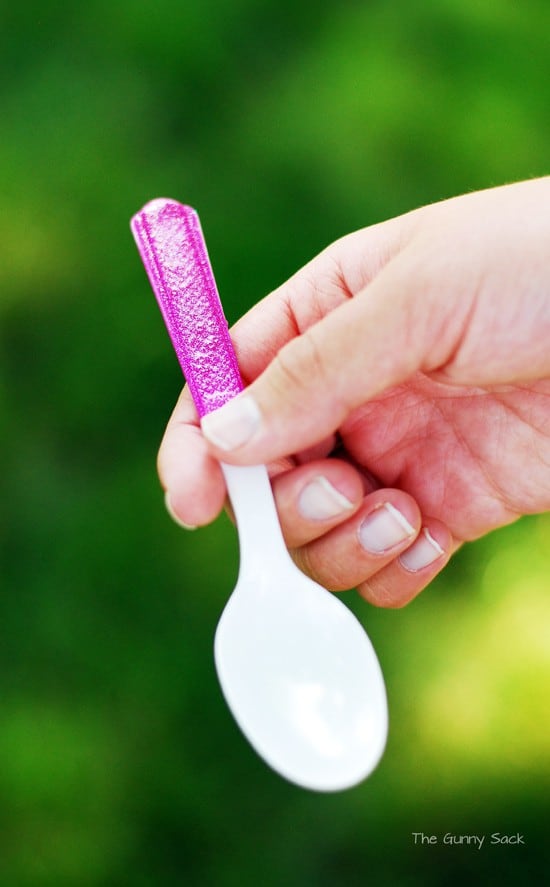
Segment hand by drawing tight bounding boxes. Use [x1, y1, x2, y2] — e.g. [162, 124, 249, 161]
[159, 177, 550, 607]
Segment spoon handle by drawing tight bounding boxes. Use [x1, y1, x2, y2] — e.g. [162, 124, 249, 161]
[130, 199, 243, 416]
[131, 198, 289, 573]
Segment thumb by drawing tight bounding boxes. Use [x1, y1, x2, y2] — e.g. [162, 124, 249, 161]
[201, 248, 455, 464]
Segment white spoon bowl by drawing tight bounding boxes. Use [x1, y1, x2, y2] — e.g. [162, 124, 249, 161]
[216, 464, 387, 791]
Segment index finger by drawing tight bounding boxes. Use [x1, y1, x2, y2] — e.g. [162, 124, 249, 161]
[230, 216, 411, 383]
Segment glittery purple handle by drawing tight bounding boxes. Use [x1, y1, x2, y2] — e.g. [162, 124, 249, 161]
[131, 198, 243, 416]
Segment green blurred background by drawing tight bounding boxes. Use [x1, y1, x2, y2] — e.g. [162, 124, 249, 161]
[1, 1, 549, 884]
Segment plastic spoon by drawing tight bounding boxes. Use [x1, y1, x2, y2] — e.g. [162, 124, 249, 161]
[131, 199, 388, 791]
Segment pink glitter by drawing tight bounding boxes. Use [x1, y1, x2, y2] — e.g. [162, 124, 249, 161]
[131, 199, 244, 416]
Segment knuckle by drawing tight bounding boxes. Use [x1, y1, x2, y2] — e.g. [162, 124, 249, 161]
[283, 255, 349, 332]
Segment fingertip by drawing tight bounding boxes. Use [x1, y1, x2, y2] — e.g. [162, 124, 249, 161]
[398, 525, 448, 574]
[358, 520, 453, 608]
[164, 491, 198, 530]
[200, 394, 262, 454]
[199, 376, 345, 466]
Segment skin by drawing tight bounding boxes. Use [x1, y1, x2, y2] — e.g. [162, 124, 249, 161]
[158, 177, 550, 607]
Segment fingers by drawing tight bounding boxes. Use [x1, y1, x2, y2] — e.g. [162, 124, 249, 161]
[295, 506, 452, 609]
[270, 462, 452, 608]
[290, 488, 421, 588]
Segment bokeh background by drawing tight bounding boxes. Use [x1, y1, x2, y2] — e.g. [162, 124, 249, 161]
[1, 1, 549, 884]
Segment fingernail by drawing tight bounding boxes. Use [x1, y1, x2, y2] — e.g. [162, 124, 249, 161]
[164, 491, 197, 530]
[399, 528, 445, 572]
[298, 476, 355, 521]
[359, 503, 416, 553]
[201, 395, 261, 451]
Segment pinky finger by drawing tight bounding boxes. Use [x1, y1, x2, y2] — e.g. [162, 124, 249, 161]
[357, 520, 454, 608]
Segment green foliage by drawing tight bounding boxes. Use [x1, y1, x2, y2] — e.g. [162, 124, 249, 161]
[1, 1, 549, 883]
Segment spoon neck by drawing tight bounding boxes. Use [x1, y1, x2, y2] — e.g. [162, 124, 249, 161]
[221, 463, 290, 577]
